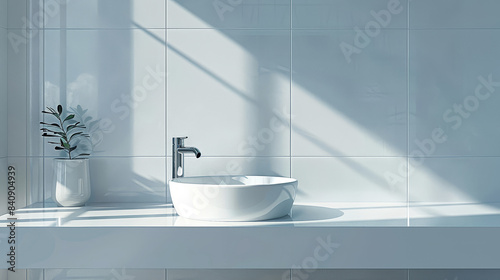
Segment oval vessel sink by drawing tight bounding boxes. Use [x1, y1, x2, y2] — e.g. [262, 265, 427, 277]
[169, 176, 298, 222]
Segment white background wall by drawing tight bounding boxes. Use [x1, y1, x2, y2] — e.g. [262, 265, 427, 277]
[3, 0, 500, 278]
[0, 0, 8, 216]
[23, 0, 500, 209]
[3, 269, 500, 280]
[3, 0, 499, 214]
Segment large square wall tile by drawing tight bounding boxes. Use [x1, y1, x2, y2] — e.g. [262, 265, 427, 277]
[293, 157, 406, 203]
[409, 157, 500, 203]
[167, 0, 290, 29]
[44, 269, 165, 280]
[297, 269, 408, 280]
[410, 30, 500, 157]
[410, 0, 500, 29]
[293, 0, 407, 29]
[44, 0, 165, 29]
[168, 269, 287, 280]
[167, 29, 290, 157]
[409, 269, 500, 280]
[292, 30, 407, 157]
[44, 29, 166, 157]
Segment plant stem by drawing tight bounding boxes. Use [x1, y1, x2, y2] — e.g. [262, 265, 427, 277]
[56, 113, 71, 160]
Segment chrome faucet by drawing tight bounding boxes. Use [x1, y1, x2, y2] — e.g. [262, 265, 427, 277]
[172, 137, 201, 179]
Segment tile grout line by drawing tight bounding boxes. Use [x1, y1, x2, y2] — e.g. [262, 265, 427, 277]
[164, 1, 169, 203]
[25, 0, 29, 210]
[289, 0, 293, 179]
[406, 0, 411, 228]
[42, 0, 46, 208]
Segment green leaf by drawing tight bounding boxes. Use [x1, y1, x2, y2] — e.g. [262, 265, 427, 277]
[40, 122, 62, 129]
[63, 142, 70, 150]
[41, 128, 65, 136]
[74, 153, 90, 158]
[63, 114, 75, 123]
[69, 132, 83, 141]
[66, 124, 77, 131]
[60, 139, 70, 150]
[54, 146, 65, 150]
[57, 105, 63, 115]
[47, 107, 60, 117]
[41, 110, 58, 116]
[42, 133, 59, 138]
[67, 123, 86, 132]
[70, 146, 77, 151]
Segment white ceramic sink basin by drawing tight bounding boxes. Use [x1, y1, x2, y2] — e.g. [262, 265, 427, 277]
[169, 176, 298, 221]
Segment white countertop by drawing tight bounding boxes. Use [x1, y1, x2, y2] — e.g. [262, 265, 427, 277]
[1, 202, 408, 227]
[1, 202, 500, 269]
[5, 201, 500, 227]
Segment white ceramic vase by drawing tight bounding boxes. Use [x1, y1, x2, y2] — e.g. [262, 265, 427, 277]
[52, 158, 91, 207]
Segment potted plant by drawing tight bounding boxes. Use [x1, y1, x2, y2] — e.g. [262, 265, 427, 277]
[40, 105, 91, 207]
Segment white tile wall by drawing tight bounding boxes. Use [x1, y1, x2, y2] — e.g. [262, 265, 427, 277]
[410, 0, 500, 29]
[292, 30, 407, 157]
[0, 0, 6, 28]
[43, 29, 166, 157]
[10, 0, 500, 217]
[44, 268, 165, 280]
[7, 27, 28, 158]
[7, 157, 28, 208]
[410, 157, 500, 203]
[0, 27, 7, 158]
[7, 0, 27, 29]
[167, 29, 290, 157]
[11, 270, 500, 280]
[1, 0, 499, 277]
[5, 269, 27, 280]
[293, 157, 406, 203]
[167, 0, 290, 29]
[44, 0, 166, 29]
[298, 269, 408, 280]
[27, 269, 43, 280]
[293, 0, 407, 29]
[409, 269, 500, 280]
[410, 30, 500, 157]
[0, 158, 7, 215]
[167, 269, 288, 280]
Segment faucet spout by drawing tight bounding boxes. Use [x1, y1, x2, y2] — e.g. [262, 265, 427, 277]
[178, 147, 201, 158]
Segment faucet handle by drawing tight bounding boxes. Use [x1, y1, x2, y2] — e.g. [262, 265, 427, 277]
[173, 136, 188, 146]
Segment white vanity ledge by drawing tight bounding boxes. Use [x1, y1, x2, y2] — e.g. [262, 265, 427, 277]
[1, 202, 500, 269]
